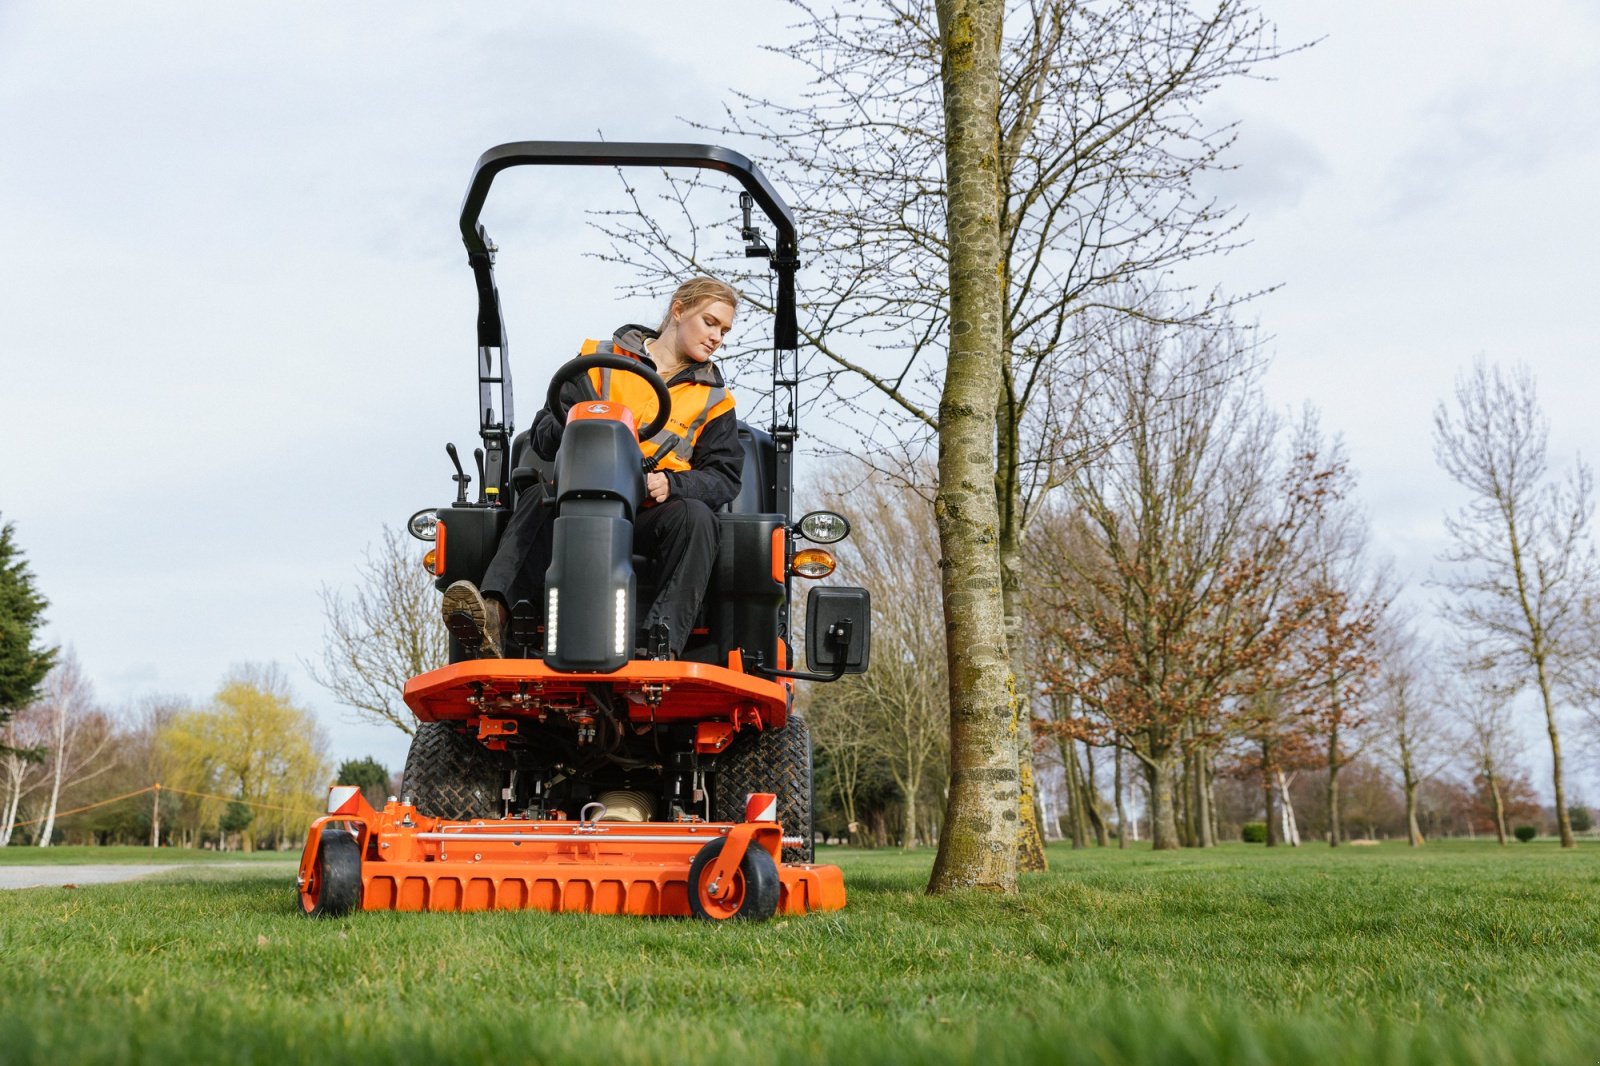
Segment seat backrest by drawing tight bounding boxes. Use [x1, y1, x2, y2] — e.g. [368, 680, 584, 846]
[727, 421, 777, 515]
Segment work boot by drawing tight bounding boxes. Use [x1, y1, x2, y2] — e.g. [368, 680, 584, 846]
[442, 581, 503, 658]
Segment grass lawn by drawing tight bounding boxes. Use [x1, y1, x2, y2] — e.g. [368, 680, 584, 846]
[0, 845, 295, 866]
[1, 840, 1596, 1064]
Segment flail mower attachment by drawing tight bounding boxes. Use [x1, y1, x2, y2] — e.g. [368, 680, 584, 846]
[297, 785, 845, 921]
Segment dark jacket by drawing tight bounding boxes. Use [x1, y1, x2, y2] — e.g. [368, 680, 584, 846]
[531, 324, 742, 510]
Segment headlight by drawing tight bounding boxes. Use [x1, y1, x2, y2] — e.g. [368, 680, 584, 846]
[796, 510, 850, 544]
[408, 508, 439, 541]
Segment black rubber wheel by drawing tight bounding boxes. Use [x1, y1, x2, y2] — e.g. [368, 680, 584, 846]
[545, 354, 673, 440]
[401, 722, 501, 820]
[299, 827, 362, 918]
[714, 711, 814, 863]
[686, 837, 780, 921]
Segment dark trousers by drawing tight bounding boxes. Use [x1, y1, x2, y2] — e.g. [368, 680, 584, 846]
[480, 495, 718, 658]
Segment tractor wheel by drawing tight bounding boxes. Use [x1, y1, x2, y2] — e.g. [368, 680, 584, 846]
[686, 837, 780, 921]
[299, 827, 362, 918]
[715, 710, 814, 863]
[401, 721, 501, 820]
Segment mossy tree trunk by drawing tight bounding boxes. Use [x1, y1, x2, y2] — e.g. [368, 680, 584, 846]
[927, 0, 1019, 896]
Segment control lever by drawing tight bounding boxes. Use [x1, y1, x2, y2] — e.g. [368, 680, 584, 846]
[473, 448, 487, 505]
[445, 443, 471, 504]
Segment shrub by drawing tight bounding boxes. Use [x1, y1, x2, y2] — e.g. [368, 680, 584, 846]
[1514, 825, 1537, 843]
[1569, 806, 1593, 833]
[1241, 822, 1267, 843]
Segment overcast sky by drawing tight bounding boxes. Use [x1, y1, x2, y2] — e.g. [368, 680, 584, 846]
[3, 3, 1597, 792]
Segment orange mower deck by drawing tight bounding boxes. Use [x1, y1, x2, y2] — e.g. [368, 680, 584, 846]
[297, 787, 844, 920]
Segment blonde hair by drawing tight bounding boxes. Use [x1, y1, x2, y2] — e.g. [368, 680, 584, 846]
[658, 276, 740, 333]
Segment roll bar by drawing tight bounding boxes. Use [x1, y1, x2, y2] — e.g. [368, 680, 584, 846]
[459, 141, 801, 516]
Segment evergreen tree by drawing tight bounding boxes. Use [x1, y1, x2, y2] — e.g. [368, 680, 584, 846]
[0, 517, 57, 753]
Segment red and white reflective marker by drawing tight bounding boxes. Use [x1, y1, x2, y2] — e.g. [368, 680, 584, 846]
[744, 792, 777, 823]
[327, 786, 362, 815]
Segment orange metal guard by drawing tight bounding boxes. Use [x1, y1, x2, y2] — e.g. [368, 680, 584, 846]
[297, 786, 845, 920]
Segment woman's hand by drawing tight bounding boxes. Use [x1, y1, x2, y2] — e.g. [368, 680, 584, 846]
[646, 471, 670, 503]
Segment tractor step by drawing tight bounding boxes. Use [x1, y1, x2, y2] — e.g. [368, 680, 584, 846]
[297, 787, 844, 920]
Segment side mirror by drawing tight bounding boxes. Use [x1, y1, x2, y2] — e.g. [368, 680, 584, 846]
[805, 586, 871, 676]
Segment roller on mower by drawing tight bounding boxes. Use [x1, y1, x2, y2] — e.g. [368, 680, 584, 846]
[298, 142, 870, 920]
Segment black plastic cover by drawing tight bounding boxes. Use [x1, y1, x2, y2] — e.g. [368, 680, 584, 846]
[544, 511, 635, 673]
[805, 586, 871, 674]
[434, 505, 510, 591]
[554, 419, 644, 520]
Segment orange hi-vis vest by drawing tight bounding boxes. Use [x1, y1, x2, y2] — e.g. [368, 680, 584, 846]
[578, 338, 735, 473]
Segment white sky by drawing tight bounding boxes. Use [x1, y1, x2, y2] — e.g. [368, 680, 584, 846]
[2, 3, 1597, 792]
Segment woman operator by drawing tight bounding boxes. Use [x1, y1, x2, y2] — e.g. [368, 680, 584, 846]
[442, 276, 742, 661]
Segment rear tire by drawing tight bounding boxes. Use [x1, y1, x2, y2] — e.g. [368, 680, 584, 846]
[715, 711, 814, 863]
[401, 722, 501, 820]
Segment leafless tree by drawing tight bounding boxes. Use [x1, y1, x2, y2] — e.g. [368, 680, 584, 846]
[307, 526, 447, 735]
[1030, 315, 1340, 849]
[811, 468, 949, 848]
[1375, 627, 1452, 847]
[0, 702, 47, 846]
[1293, 431, 1389, 846]
[31, 651, 119, 846]
[1432, 359, 1597, 847]
[593, 0, 1292, 872]
[1453, 663, 1522, 846]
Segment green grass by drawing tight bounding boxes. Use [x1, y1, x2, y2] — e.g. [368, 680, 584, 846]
[1, 841, 1597, 1064]
[0, 845, 294, 866]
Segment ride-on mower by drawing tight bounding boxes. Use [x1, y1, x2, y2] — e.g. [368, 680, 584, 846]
[297, 142, 870, 921]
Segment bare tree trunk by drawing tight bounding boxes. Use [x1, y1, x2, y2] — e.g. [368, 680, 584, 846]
[1261, 738, 1277, 847]
[1, 787, 19, 846]
[1062, 739, 1087, 848]
[927, 0, 1018, 895]
[1327, 725, 1342, 847]
[1002, 541, 1046, 872]
[1275, 769, 1301, 847]
[1195, 745, 1215, 848]
[1082, 742, 1109, 847]
[1404, 774, 1424, 847]
[1146, 756, 1180, 850]
[1015, 726, 1047, 866]
[1533, 656, 1575, 847]
[1177, 739, 1195, 848]
[1114, 742, 1127, 849]
[1489, 774, 1508, 846]
[151, 783, 161, 848]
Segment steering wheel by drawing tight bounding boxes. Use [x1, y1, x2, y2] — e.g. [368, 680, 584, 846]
[546, 354, 673, 442]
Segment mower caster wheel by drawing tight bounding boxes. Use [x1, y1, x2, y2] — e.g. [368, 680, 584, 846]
[687, 837, 779, 921]
[299, 827, 362, 918]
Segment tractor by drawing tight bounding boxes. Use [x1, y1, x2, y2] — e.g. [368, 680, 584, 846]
[297, 142, 870, 921]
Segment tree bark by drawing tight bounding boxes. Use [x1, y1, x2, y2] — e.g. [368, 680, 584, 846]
[1062, 736, 1087, 848]
[1326, 725, 1342, 847]
[1113, 742, 1127, 849]
[1275, 769, 1301, 847]
[1146, 756, 1180, 850]
[1404, 776, 1423, 847]
[1001, 504, 1046, 872]
[1261, 737, 1277, 847]
[1489, 774, 1507, 846]
[1082, 742, 1109, 847]
[1533, 655, 1575, 847]
[1195, 745, 1215, 848]
[927, 0, 1019, 895]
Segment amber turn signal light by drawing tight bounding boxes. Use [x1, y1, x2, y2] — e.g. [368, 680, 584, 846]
[790, 547, 836, 579]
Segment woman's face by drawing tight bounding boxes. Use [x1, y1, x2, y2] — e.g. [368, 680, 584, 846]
[672, 299, 736, 363]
